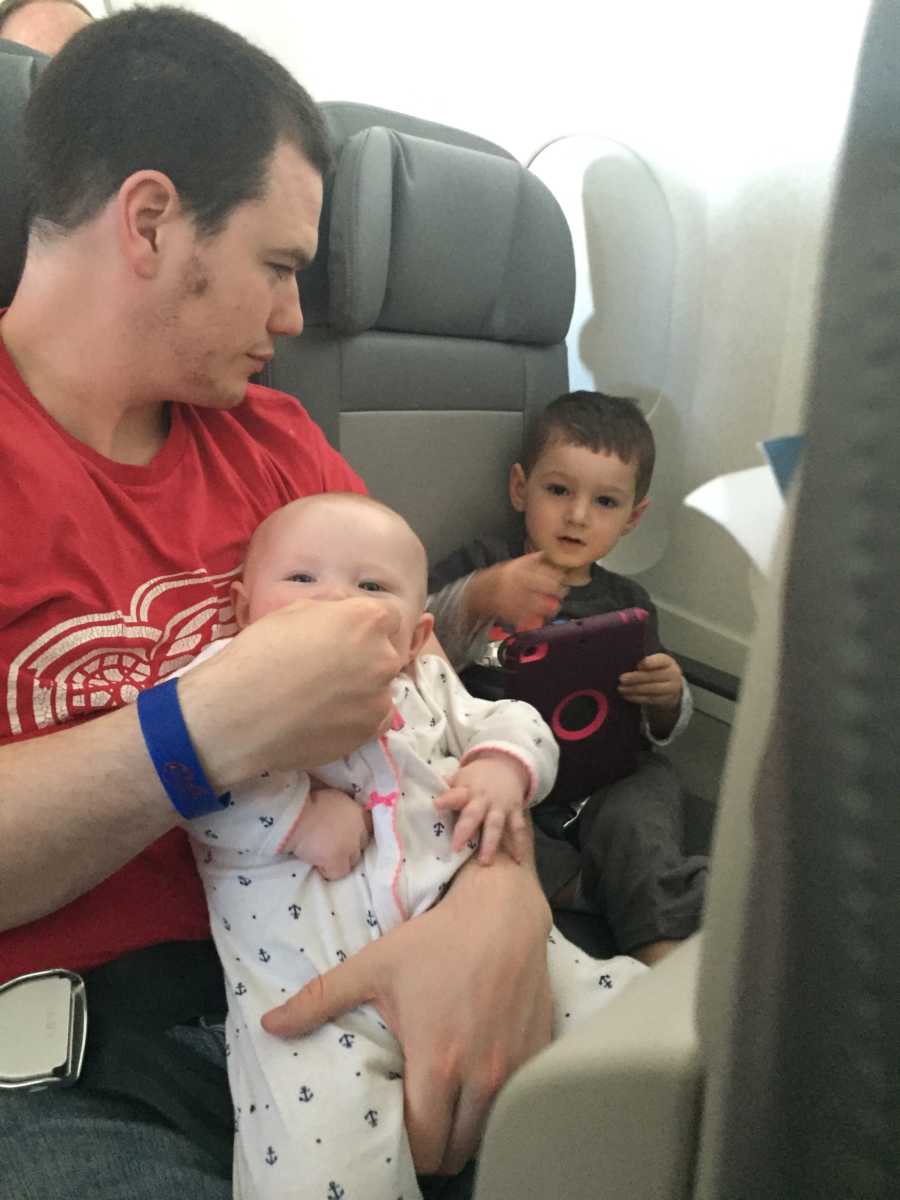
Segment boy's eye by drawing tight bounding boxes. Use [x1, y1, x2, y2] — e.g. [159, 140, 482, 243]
[595, 496, 618, 508]
[358, 580, 386, 593]
[546, 483, 568, 497]
[287, 572, 315, 583]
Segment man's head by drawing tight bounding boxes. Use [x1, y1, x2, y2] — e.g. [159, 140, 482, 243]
[510, 391, 655, 581]
[18, 7, 333, 409]
[233, 495, 434, 667]
[0, 0, 91, 56]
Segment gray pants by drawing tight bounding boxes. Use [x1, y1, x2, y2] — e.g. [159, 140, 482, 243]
[534, 751, 708, 954]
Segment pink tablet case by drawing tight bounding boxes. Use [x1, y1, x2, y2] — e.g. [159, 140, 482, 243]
[500, 607, 648, 801]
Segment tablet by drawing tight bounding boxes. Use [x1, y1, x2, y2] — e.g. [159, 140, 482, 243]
[500, 607, 648, 801]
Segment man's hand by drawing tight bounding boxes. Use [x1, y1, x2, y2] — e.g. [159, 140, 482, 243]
[467, 552, 567, 633]
[261, 846, 553, 1176]
[178, 596, 403, 787]
[282, 787, 373, 881]
[434, 754, 530, 865]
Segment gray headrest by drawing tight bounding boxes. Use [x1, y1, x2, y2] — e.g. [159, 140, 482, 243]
[0, 43, 47, 307]
[326, 126, 575, 345]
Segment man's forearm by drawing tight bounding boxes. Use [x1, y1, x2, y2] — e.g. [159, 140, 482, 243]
[0, 702, 178, 932]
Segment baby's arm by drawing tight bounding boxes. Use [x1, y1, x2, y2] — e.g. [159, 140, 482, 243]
[280, 784, 373, 881]
[421, 657, 559, 865]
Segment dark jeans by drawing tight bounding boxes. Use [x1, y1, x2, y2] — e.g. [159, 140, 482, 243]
[533, 751, 708, 955]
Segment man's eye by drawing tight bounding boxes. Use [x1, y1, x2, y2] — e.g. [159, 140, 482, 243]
[287, 573, 315, 583]
[269, 263, 294, 280]
[358, 580, 386, 593]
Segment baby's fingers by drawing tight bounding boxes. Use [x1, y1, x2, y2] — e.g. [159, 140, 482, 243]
[452, 796, 488, 852]
[434, 785, 471, 813]
[503, 807, 529, 865]
[477, 807, 507, 865]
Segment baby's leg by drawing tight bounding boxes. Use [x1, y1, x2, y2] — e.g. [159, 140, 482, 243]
[229, 1003, 420, 1200]
[546, 927, 648, 1036]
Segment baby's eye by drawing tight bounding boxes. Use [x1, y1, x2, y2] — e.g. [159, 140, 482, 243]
[358, 580, 386, 593]
[287, 572, 315, 583]
[546, 483, 568, 497]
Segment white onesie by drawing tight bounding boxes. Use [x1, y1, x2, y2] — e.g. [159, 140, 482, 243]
[186, 646, 646, 1200]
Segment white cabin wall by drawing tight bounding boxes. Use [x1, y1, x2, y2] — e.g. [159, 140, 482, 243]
[126, 0, 869, 680]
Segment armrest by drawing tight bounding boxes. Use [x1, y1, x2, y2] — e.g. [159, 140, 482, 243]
[475, 934, 703, 1200]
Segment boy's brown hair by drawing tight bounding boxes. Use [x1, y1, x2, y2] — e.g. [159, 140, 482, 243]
[521, 391, 656, 502]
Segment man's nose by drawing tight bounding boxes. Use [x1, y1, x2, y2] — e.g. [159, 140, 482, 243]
[269, 275, 303, 338]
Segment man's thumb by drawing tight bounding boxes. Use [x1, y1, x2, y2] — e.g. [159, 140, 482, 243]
[261, 954, 374, 1038]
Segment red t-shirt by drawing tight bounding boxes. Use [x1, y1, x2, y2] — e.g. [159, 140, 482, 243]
[0, 335, 364, 981]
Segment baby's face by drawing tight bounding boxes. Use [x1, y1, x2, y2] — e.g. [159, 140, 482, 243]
[239, 499, 430, 662]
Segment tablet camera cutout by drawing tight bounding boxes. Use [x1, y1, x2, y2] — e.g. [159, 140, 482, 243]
[551, 688, 609, 742]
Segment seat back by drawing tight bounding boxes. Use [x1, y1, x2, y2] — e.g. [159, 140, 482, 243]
[272, 103, 576, 561]
[0, 42, 46, 306]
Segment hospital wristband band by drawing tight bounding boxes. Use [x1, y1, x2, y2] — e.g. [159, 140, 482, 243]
[137, 678, 231, 819]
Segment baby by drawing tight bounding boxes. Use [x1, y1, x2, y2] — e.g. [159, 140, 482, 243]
[185, 492, 645, 1200]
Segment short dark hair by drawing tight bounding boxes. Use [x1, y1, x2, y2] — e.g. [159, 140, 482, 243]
[0, 0, 92, 29]
[521, 390, 656, 502]
[24, 5, 333, 239]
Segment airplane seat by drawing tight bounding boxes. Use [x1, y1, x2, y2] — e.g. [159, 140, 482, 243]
[0, 42, 46, 307]
[475, 1, 900, 1196]
[272, 102, 576, 565]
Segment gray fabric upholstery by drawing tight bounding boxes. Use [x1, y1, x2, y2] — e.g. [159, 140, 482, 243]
[275, 103, 576, 556]
[0, 43, 46, 307]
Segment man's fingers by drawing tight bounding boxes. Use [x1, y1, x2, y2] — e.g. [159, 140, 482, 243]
[404, 1054, 457, 1175]
[261, 953, 376, 1038]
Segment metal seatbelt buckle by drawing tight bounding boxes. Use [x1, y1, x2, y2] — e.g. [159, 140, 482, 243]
[0, 969, 87, 1091]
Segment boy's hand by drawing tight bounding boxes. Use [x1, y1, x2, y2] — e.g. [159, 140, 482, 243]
[468, 552, 568, 632]
[281, 786, 373, 880]
[618, 652, 683, 711]
[434, 754, 530, 865]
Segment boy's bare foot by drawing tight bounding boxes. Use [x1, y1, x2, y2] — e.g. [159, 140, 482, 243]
[632, 939, 681, 966]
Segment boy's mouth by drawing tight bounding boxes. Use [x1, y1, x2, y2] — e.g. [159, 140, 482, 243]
[557, 535, 585, 547]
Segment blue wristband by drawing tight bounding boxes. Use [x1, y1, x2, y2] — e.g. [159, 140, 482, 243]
[136, 678, 231, 819]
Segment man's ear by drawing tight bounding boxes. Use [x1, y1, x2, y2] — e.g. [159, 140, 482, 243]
[622, 496, 650, 535]
[117, 170, 181, 280]
[509, 463, 528, 513]
[231, 579, 251, 630]
[408, 611, 435, 664]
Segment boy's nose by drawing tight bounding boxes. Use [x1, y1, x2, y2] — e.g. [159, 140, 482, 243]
[568, 496, 590, 523]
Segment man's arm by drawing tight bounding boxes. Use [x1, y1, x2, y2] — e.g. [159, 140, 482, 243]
[262, 826, 554, 1175]
[0, 596, 402, 933]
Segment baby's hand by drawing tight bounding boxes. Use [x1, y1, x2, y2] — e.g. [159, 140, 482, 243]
[434, 754, 530, 866]
[618, 652, 683, 711]
[281, 786, 373, 881]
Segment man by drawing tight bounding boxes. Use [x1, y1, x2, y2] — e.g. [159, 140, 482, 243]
[0, 8, 553, 1198]
[0, 0, 92, 55]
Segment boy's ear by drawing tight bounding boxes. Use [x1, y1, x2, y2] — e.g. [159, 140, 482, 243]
[408, 611, 435, 664]
[231, 579, 251, 630]
[622, 496, 650, 535]
[509, 463, 528, 512]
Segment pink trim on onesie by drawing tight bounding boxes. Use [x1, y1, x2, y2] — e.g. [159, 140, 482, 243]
[369, 735, 408, 921]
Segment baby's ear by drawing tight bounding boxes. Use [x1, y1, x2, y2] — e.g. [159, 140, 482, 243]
[408, 611, 435, 663]
[509, 463, 528, 512]
[622, 496, 650, 535]
[230, 578, 251, 630]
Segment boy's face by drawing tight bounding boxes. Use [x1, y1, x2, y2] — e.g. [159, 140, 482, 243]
[233, 499, 433, 665]
[510, 440, 648, 584]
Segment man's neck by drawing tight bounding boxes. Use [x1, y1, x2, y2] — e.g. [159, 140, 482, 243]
[2, 298, 169, 466]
